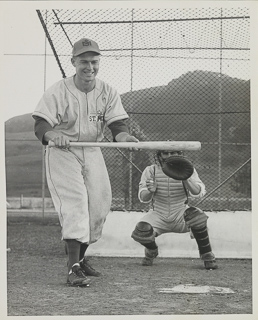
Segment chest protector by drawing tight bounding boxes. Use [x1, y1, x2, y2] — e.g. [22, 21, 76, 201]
[152, 167, 188, 218]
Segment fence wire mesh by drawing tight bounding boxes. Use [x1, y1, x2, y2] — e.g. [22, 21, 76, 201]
[9, 7, 251, 212]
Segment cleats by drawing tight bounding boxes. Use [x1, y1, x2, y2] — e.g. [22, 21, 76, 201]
[67, 265, 91, 287]
[141, 247, 158, 266]
[201, 252, 218, 270]
[204, 260, 218, 270]
[80, 258, 101, 277]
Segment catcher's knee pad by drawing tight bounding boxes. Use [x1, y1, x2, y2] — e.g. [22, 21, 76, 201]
[183, 206, 208, 229]
[131, 221, 155, 245]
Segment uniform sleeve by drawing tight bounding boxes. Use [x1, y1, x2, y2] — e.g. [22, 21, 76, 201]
[104, 87, 129, 126]
[138, 165, 156, 203]
[108, 119, 129, 140]
[32, 81, 64, 127]
[33, 116, 53, 145]
[187, 168, 206, 199]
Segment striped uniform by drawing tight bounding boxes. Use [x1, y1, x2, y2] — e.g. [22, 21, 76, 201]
[138, 164, 206, 235]
[33, 76, 128, 244]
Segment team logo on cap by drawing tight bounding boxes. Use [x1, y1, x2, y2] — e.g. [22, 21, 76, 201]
[82, 40, 91, 46]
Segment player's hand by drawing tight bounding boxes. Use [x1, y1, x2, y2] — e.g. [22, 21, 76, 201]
[125, 135, 139, 151]
[115, 132, 139, 151]
[44, 131, 70, 149]
[146, 179, 157, 193]
[51, 135, 71, 149]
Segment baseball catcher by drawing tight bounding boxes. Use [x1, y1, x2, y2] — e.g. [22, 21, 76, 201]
[131, 149, 218, 270]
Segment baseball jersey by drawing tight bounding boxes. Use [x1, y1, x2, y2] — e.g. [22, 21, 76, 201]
[138, 164, 206, 234]
[32, 76, 129, 141]
[139, 164, 206, 217]
[32, 76, 129, 243]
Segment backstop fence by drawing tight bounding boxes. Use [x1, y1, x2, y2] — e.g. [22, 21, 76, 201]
[6, 7, 251, 212]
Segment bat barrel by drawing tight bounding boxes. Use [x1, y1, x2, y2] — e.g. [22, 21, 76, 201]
[48, 141, 201, 151]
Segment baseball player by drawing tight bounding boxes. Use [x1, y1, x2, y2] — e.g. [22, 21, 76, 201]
[32, 38, 139, 286]
[131, 149, 218, 270]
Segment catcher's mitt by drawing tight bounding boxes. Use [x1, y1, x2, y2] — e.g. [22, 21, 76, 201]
[161, 155, 194, 180]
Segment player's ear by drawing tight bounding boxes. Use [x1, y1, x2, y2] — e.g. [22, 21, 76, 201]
[71, 57, 76, 67]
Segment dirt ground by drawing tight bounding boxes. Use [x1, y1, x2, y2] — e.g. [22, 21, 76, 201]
[6, 212, 253, 317]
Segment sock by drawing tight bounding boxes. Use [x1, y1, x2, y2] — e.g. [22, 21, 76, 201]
[68, 263, 80, 274]
[143, 241, 158, 250]
[65, 239, 81, 272]
[191, 226, 212, 255]
[79, 243, 89, 261]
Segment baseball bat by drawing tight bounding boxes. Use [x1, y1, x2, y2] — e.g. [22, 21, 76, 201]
[48, 141, 201, 151]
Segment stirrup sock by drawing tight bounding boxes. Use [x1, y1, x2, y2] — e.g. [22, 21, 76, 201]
[79, 243, 89, 261]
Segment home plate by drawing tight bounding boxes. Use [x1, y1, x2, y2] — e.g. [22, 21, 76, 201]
[159, 284, 235, 294]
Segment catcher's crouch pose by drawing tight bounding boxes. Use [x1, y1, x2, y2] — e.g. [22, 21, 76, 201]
[131, 149, 218, 270]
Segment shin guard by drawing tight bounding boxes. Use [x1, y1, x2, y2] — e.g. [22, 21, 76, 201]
[131, 221, 155, 245]
[191, 226, 212, 256]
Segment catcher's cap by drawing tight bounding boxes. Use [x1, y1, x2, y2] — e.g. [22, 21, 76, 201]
[72, 38, 100, 56]
[157, 150, 183, 156]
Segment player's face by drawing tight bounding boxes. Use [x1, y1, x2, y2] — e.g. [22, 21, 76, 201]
[72, 52, 100, 83]
[160, 150, 183, 160]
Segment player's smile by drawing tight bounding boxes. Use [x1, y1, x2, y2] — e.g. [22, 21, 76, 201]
[81, 65, 96, 78]
[83, 70, 95, 78]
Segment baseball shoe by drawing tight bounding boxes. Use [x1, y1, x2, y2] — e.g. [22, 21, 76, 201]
[201, 252, 218, 270]
[67, 265, 91, 287]
[204, 260, 218, 270]
[80, 258, 101, 277]
[142, 247, 158, 266]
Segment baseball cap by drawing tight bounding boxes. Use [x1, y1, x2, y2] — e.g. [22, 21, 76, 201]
[72, 38, 100, 56]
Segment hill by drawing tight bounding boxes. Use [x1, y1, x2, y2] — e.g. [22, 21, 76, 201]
[121, 70, 250, 142]
[5, 113, 35, 134]
[5, 113, 44, 197]
[4, 70, 251, 205]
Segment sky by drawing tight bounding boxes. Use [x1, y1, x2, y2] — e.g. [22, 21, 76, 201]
[0, 5, 62, 122]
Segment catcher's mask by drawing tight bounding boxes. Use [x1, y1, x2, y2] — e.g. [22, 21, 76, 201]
[155, 150, 184, 165]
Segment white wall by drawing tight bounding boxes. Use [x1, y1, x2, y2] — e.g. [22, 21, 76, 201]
[87, 211, 252, 259]
[7, 197, 252, 259]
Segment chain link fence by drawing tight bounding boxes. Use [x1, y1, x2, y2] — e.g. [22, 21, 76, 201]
[6, 7, 251, 212]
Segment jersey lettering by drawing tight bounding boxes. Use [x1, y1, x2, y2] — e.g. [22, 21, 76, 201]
[89, 110, 104, 122]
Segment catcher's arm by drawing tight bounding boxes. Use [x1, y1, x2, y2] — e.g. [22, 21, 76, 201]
[161, 154, 206, 197]
[183, 169, 206, 198]
[140, 179, 157, 202]
[138, 166, 156, 203]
